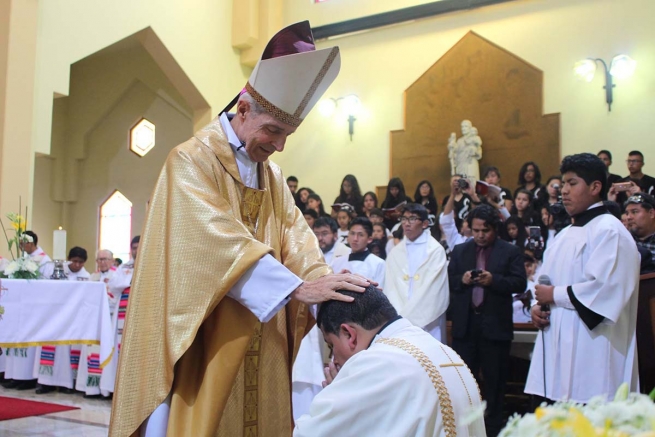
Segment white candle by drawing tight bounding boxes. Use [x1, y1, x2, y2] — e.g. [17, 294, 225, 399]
[53, 228, 67, 260]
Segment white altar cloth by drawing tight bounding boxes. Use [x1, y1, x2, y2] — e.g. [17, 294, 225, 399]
[0, 279, 113, 368]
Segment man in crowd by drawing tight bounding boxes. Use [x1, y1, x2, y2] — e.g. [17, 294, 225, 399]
[385, 204, 449, 341]
[110, 21, 371, 437]
[1, 231, 54, 391]
[332, 217, 385, 287]
[313, 217, 350, 265]
[287, 175, 299, 194]
[294, 286, 486, 437]
[623, 150, 655, 195]
[597, 149, 622, 186]
[624, 192, 655, 273]
[527, 153, 640, 404]
[448, 204, 526, 437]
[91, 249, 118, 315]
[34, 246, 91, 394]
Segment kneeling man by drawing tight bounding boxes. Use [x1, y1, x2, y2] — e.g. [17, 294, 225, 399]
[294, 287, 486, 437]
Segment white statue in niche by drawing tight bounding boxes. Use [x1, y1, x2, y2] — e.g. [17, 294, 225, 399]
[447, 119, 482, 181]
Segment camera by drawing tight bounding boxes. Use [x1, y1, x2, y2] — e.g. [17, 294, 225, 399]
[471, 269, 482, 279]
[457, 178, 469, 190]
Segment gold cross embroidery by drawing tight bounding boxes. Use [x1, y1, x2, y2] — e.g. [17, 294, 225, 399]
[241, 187, 265, 235]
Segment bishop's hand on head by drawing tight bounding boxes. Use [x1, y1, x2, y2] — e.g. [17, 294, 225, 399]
[290, 273, 371, 305]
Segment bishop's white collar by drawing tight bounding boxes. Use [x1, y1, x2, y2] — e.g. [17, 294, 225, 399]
[219, 112, 259, 189]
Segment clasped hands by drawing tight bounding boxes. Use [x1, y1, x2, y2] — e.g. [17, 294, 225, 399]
[461, 270, 492, 287]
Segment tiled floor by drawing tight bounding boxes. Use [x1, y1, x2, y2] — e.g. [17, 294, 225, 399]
[0, 385, 110, 436]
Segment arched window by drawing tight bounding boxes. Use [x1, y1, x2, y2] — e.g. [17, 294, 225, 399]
[99, 190, 132, 262]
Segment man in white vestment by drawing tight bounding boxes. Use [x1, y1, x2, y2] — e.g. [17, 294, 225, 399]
[100, 236, 139, 395]
[385, 204, 449, 341]
[1, 231, 53, 391]
[21, 230, 54, 278]
[292, 218, 351, 419]
[313, 216, 351, 265]
[294, 286, 486, 437]
[331, 217, 385, 287]
[34, 247, 91, 394]
[526, 153, 640, 403]
[91, 249, 118, 314]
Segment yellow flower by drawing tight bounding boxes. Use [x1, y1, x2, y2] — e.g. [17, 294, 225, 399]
[550, 408, 596, 437]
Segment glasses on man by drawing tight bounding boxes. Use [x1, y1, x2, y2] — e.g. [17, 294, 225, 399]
[400, 216, 421, 224]
[96, 257, 111, 262]
[314, 232, 333, 238]
[626, 159, 643, 164]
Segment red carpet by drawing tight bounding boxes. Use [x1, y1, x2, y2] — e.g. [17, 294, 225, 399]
[0, 396, 79, 421]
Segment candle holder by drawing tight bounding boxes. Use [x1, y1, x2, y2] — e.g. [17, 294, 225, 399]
[50, 260, 68, 280]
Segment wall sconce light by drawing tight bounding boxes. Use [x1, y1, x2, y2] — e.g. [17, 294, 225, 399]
[317, 94, 361, 141]
[574, 55, 636, 112]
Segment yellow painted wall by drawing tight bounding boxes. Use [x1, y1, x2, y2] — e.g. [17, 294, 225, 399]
[31, 43, 193, 259]
[275, 0, 655, 204]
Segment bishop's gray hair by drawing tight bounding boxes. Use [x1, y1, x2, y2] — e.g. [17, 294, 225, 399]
[238, 92, 266, 115]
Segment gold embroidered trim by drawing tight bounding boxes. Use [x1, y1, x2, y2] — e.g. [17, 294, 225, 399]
[241, 187, 265, 236]
[376, 338, 457, 437]
[245, 83, 301, 128]
[293, 47, 339, 118]
[438, 344, 482, 404]
[244, 323, 262, 436]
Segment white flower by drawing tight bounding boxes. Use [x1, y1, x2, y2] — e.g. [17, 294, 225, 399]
[23, 259, 38, 273]
[4, 261, 19, 276]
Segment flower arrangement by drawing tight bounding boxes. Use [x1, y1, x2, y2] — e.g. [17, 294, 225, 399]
[0, 202, 41, 280]
[500, 384, 655, 437]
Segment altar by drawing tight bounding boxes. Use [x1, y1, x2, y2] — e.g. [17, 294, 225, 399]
[0, 279, 114, 369]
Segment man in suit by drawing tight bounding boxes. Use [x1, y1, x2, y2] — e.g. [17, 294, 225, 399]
[448, 204, 526, 437]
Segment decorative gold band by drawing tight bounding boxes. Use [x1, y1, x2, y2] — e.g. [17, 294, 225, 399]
[245, 82, 302, 128]
[376, 337, 457, 437]
[294, 47, 339, 118]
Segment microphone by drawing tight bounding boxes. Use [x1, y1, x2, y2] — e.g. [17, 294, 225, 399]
[538, 274, 551, 312]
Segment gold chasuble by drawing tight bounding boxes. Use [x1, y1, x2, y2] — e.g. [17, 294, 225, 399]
[109, 117, 330, 437]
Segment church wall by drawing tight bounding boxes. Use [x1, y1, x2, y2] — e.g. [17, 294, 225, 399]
[275, 0, 655, 204]
[31, 44, 193, 258]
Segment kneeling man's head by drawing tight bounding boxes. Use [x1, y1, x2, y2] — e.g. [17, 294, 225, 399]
[317, 286, 398, 369]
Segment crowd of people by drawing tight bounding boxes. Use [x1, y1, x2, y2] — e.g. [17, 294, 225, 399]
[289, 149, 645, 436]
[0, 234, 140, 401]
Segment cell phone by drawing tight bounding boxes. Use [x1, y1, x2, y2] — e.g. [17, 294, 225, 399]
[471, 269, 482, 279]
[613, 182, 632, 192]
[528, 226, 541, 240]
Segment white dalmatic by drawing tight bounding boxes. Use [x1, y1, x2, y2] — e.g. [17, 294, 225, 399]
[384, 230, 449, 341]
[294, 318, 486, 437]
[525, 207, 640, 402]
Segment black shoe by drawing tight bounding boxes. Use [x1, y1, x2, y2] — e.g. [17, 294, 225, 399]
[1, 379, 19, 389]
[102, 393, 113, 401]
[35, 384, 56, 394]
[83, 394, 102, 399]
[15, 379, 37, 390]
[58, 387, 74, 394]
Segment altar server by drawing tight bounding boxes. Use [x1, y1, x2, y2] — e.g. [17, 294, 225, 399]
[331, 217, 385, 287]
[21, 230, 54, 278]
[294, 286, 486, 437]
[526, 153, 640, 403]
[385, 203, 449, 341]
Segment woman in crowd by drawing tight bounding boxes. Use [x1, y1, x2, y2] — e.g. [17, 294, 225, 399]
[295, 187, 314, 213]
[503, 215, 528, 249]
[381, 177, 412, 230]
[515, 161, 547, 207]
[368, 239, 387, 260]
[544, 175, 562, 207]
[414, 180, 438, 216]
[307, 193, 329, 218]
[333, 174, 364, 217]
[483, 166, 513, 210]
[362, 191, 378, 218]
[511, 189, 539, 226]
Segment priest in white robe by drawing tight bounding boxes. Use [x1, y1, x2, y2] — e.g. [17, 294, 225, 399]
[294, 286, 486, 437]
[313, 216, 351, 265]
[385, 204, 449, 341]
[526, 153, 640, 403]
